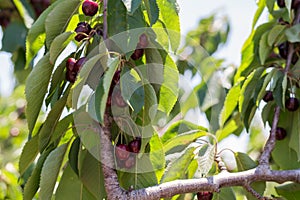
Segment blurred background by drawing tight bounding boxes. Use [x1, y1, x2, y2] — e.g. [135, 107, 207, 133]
[0, 0, 267, 199]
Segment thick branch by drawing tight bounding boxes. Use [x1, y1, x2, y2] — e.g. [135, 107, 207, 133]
[126, 168, 300, 200]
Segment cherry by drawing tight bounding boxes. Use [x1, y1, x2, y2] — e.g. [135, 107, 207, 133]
[139, 33, 149, 48]
[131, 48, 144, 60]
[74, 57, 86, 72]
[285, 97, 299, 111]
[66, 70, 77, 83]
[277, 0, 286, 7]
[115, 144, 130, 160]
[196, 191, 213, 200]
[124, 155, 135, 169]
[292, 0, 300, 9]
[75, 22, 92, 42]
[278, 42, 288, 59]
[263, 91, 274, 102]
[66, 58, 76, 71]
[275, 127, 287, 140]
[292, 52, 299, 65]
[112, 70, 121, 85]
[129, 138, 141, 153]
[82, 0, 99, 16]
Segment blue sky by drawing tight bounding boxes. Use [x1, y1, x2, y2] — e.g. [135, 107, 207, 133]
[0, 1, 263, 96]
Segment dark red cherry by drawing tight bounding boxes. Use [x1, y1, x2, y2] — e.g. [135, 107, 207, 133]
[66, 70, 77, 83]
[129, 138, 141, 153]
[131, 48, 144, 60]
[75, 22, 92, 42]
[196, 191, 213, 200]
[278, 42, 288, 59]
[124, 155, 135, 169]
[74, 57, 86, 72]
[139, 33, 149, 48]
[263, 91, 274, 102]
[292, 0, 300, 9]
[275, 127, 287, 140]
[66, 58, 76, 71]
[277, 0, 286, 7]
[82, 0, 99, 16]
[285, 97, 299, 111]
[115, 144, 130, 160]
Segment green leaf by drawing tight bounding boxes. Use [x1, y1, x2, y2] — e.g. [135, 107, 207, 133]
[161, 120, 207, 143]
[252, 0, 266, 29]
[156, 0, 180, 52]
[25, 53, 53, 135]
[49, 114, 74, 144]
[49, 31, 76, 64]
[216, 113, 243, 141]
[12, 0, 34, 28]
[23, 148, 52, 200]
[219, 83, 241, 127]
[69, 137, 80, 175]
[259, 31, 271, 65]
[212, 187, 236, 200]
[159, 54, 179, 115]
[149, 133, 165, 174]
[285, 24, 300, 43]
[39, 87, 70, 152]
[19, 134, 39, 176]
[239, 68, 265, 126]
[144, 0, 159, 26]
[79, 150, 106, 199]
[2, 21, 27, 53]
[161, 146, 195, 183]
[94, 57, 120, 123]
[235, 152, 257, 171]
[122, 0, 142, 13]
[289, 110, 300, 161]
[272, 70, 285, 109]
[45, 0, 81, 48]
[56, 164, 96, 200]
[120, 67, 145, 114]
[107, 0, 127, 36]
[196, 143, 215, 177]
[25, 0, 60, 68]
[276, 183, 300, 199]
[40, 143, 69, 200]
[267, 24, 286, 46]
[164, 130, 207, 154]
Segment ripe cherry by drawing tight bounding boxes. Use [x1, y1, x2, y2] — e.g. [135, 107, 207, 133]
[115, 144, 130, 160]
[277, 0, 286, 7]
[75, 22, 92, 42]
[74, 57, 86, 72]
[139, 33, 149, 48]
[292, 0, 300, 9]
[124, 155, 135, 169]
[278, 42, 288, 59]
[196, 191, 213, 200]
[66, 70, 77, 83]
[285, 97, 299, 111]
[275, 127, 287, 140]
[66, 58, 76, 71]
[263, 91, 274, 102]
[129, 138, 141, 153]
[82, 0, 99, 16]
[131, 48, 144, 60]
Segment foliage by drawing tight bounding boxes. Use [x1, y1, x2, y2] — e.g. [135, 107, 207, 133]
[1, 0, 300, 199]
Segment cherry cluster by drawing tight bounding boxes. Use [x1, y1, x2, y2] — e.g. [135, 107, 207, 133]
[115, 138, 141, 169]
[131, 33, 149, 60]
[65, 57, 86, 83]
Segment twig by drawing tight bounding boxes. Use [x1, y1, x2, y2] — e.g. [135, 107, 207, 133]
[103, 0, 108, 40]
[244, 183, 264, 200]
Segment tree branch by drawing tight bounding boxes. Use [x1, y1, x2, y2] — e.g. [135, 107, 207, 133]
[102, 0, 108, 40]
